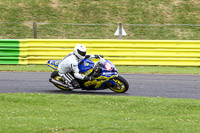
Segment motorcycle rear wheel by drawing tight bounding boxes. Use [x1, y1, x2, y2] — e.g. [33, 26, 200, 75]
[109, 76, 129, 93]
[51, 71, 70, 90]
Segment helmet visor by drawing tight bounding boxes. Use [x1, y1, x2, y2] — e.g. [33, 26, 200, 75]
[77, 49, 86, 56]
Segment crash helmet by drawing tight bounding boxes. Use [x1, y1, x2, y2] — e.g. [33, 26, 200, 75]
[74, 44, 86, 60]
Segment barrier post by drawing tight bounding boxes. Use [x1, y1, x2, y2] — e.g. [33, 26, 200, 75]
[119, 23, 123, 39]
[33, 22, 37, 39]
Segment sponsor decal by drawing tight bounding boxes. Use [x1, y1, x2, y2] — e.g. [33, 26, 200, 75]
[105, 62, 112, 71]
[85, 63, 89, 66]
[103, 72, 117, 76]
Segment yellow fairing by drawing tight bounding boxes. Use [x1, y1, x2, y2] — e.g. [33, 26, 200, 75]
[84, 75, 118, 88]
[48, 64, 58, 70]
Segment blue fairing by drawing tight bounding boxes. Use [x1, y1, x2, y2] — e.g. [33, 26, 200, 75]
[102, 60, 118, 77]
[93, 60, 118, 89]
[78, 58, 95, 73]
[47, 60, 61, 70]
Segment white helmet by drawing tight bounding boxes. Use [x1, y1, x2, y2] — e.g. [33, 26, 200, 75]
[74, 44, 86, 60]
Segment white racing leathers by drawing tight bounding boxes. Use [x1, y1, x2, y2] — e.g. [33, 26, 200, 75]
[58, 52, 85, 87]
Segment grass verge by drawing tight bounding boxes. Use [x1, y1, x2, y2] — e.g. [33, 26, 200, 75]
[0, 65, 200, 74]
[0, 93, 200, 133]
[0, 0, 200, 39]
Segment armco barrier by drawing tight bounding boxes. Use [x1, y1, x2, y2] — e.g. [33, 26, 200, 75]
[1, 39, 200, 66]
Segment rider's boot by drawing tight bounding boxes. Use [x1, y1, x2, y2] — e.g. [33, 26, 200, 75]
[70, 79, 80, 88]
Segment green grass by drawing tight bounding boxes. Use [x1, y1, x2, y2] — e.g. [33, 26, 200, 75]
[0, 65, 200, 75]
[0, 93, 200, 133]
[0, 0, 200, 39]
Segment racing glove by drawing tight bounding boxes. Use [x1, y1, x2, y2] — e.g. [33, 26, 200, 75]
[99, 55, 104, 58]
[94, 55, 99, 59]
[94, 55, 104, 59]
[85, 55, 91, 59]
[84, 76, 95, 81]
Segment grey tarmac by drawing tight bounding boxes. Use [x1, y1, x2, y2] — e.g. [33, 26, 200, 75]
[0, 72, 200, 99]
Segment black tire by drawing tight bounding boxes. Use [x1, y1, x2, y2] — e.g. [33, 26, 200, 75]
[50, 71, 70, 90]
[109, 75, 129, 93]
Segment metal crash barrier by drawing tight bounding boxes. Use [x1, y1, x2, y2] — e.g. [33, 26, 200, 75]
[0, 39, 200, 66]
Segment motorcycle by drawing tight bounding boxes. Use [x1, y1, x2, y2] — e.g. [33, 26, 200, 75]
[47, 56, 129, 93]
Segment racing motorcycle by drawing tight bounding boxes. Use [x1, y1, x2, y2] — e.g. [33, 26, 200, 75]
[47, 56, 129, 93]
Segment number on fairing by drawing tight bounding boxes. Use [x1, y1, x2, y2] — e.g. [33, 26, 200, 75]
[105, 62, 112, 71]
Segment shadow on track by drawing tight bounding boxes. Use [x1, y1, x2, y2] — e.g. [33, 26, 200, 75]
[45, 90, 129, 96]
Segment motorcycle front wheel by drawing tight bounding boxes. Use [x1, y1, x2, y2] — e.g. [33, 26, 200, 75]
[109, 75, 129, 93]
[51, 71, 70, 90]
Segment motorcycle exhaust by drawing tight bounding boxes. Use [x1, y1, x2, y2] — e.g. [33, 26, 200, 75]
[49, 78, 69, 88]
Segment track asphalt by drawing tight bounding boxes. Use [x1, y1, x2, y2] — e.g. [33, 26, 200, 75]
[0, 72, 200, 99]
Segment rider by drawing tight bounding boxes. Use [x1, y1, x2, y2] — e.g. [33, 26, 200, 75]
[58, 44, 100, 89]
